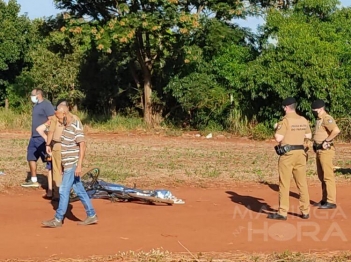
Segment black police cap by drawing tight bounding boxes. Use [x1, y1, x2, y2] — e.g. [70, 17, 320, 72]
[282, 97, 296, 106]
[311, 99, 325, 109]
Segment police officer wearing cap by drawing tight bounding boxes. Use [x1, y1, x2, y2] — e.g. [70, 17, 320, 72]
[268, 97, 312, 220]
[311, 99, 340, 209]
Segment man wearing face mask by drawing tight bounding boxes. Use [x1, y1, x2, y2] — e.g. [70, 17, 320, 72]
[22, 89, 55, 188]
[311, 99, 340, 209]
[268, 97, 312, 220]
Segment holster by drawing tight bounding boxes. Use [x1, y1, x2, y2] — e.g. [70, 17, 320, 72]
[313, 142, 333, 153]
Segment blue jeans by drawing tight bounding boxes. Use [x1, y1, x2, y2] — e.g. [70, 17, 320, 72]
[55, 164, 96, 221]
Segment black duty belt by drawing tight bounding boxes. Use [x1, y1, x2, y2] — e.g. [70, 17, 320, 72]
[274, 144, 304, 156]
[289, 145, 305, 150]
[313, 142, 334, 151]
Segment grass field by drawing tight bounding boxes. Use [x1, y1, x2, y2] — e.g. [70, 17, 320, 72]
[1, 130, 351, 190]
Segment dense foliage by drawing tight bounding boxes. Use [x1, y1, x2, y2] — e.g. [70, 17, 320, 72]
[1, 0, 351, 133]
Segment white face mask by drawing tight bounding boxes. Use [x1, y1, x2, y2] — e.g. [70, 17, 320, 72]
[31, 95, 38, 104]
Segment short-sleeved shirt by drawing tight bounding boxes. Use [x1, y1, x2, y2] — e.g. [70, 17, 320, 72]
[61, 119, 85, 170]
[32, 100, 55, 137]
[49, 114, 81, 143]
[275, 112, 311, 146]
[313, 112, 338, 144]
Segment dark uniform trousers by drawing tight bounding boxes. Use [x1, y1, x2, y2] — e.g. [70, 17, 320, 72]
[278, 150, 310, 216]
[316, 146, 336, 204]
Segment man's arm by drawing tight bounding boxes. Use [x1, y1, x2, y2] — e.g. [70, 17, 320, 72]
[44, 102, 55, 146]
[46, 118, 57, 146]
[274, 134, 284, 143]
[77, 141, 86, 170]
[46, 131, 54, 145]
[45, 118, 57, 155]
[325, 126, 340, 142]
[324, 117, 341, 142]
[305, 133, 312, 139]
[74, 120, 86, 176]
[44, 101, 55, 122]
[305, 121, 312, 140]
[36, 124, 48, 143]
[274, 119, 287, 143]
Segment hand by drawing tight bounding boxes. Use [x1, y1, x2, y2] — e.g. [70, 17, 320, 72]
[46, 145, 52, 155]
[75, 165, 82, 177]
[322, 140, 331, 149]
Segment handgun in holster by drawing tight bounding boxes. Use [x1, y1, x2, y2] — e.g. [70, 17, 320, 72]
[274, 145, 291, 156]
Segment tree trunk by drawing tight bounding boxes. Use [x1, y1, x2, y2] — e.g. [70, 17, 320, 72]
[129, 62, 143, 110]
[136, 31, 163, 127]
[143, 78, 153, 126]
[109, 97, 117, 116]
[5, 99, 9, 110]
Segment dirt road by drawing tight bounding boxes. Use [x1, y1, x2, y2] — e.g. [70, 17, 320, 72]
[0, 183, 349, 261]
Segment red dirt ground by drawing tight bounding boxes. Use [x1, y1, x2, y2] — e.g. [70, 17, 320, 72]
[0, 183, 350, 260]
[0, 131, 350, 260]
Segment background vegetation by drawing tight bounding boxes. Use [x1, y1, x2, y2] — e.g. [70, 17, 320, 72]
[1, 0, 351, 139]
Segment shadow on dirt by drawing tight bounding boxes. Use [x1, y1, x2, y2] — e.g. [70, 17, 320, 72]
[25, 172, 48, 190]
[226, 191, 274, 214]
[50, 201, 81, 222]
[335, 168, 351, 175]
[259, 181, 318, 206]
[25, 172, 81, 223]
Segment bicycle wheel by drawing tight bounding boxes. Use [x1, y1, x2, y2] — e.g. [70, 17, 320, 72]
[128, 193, 174, 205]
[69, 168, 100, 203]
[80, 167, 100, 190]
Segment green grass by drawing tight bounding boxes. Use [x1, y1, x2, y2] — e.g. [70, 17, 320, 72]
[0, 108, 147, 133]
[2, 130, 351, 191]
[0, 109, 275, 140]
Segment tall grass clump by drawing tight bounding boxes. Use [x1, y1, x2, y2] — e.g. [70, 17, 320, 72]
[79, 111, 147, 132]
[0, 108, 146, 133]
[226, 108, 251, 136]
[0, 108, 31, 130]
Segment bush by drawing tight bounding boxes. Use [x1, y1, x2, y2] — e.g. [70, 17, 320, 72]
[251, 123, 273, 141]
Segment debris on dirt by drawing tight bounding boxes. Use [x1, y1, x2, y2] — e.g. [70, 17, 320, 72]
[120, 237, 129, 240]
[206, 133, 212, 139]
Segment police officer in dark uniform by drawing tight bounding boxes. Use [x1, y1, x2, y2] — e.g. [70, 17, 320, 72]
[268, 97, 312, 220]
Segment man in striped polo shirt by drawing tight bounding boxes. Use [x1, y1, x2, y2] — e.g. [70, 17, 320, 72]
[42, 105, 98, 228]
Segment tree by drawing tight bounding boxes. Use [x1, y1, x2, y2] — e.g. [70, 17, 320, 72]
[164, 19, 253, 129]
[53, 0, 256, 127]
[226, 0, 351, 124]
[0, 0, 31, 107]
[8, 16, 87, 109]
